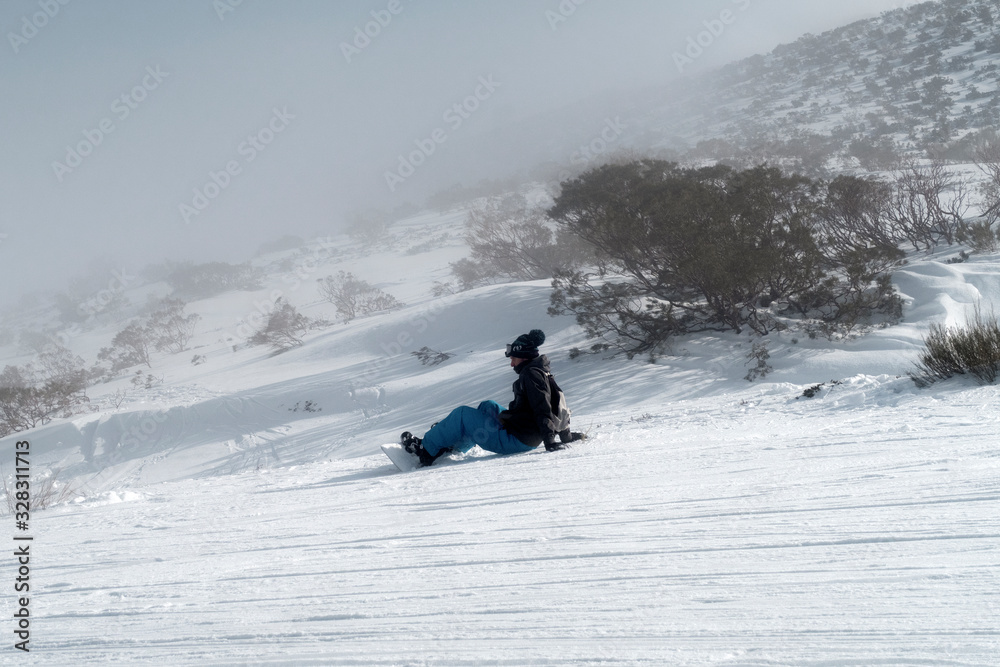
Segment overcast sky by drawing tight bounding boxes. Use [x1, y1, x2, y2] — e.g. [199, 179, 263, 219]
[1, 0, 923, 308]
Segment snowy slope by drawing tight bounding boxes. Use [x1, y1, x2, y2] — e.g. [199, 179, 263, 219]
[18, 377, 1000, 665]
[579, 1, 1000, 177]
[3, 206, 1000, 664]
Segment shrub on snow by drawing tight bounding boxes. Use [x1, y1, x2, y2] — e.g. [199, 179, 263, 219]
[912, 307, 1000, 386]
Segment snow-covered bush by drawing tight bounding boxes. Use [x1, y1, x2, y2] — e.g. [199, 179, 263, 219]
[2, 468, 76, 514]
[318, 271, 404, 323]
[911, 307, 1000, 386]
[411, 347, 453, 366]
[0, 348, 90, 437]
[744, 340, 772, 382]
[956, 219, 998, 253]
[248, 298, 314, 352]
[130, 370, 163, 390]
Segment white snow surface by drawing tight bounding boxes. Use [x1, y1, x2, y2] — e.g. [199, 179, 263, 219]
[3, 211, 1000, 665]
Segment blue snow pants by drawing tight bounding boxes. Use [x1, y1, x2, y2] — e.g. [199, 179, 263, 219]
[421, 400, 535, 457]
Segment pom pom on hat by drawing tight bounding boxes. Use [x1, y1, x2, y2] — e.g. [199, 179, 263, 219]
[524, 329, 545, 346]
[506, 329, 545, 359]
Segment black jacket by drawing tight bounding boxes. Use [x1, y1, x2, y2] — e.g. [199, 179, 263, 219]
[499, 355, 566, 448]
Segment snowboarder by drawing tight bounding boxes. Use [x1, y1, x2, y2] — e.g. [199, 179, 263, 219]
[400, 329, 584, 467]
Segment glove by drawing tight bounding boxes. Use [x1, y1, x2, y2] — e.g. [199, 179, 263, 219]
[544, 438, 566, 452]
[560, 431, 586, 444]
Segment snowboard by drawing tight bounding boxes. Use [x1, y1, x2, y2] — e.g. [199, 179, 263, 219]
[381, 443, 421, 472]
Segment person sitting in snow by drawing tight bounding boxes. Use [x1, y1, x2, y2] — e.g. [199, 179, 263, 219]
[400, 329, 584, 467]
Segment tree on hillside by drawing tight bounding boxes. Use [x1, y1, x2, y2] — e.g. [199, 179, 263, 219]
[547, 160, 904, 357]
[248, 298, 314, 351]
[886, 160, 970, 250]
[815, 175, 906, 330]
[146, 298, 200, 354]
[819, 175, 899, 253]
[974, 132, 1000, 224]
[98, 322, 154, 371]
[449, 193, 594, 291]
[317, 271, 404, 323]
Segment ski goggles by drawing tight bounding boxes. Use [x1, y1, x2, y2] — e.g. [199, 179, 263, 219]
[505, 343, 514, 358]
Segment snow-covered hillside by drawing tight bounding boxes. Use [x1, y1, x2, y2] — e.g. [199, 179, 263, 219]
[2, 202, 998, 664]
[566, 1, 1000, 176]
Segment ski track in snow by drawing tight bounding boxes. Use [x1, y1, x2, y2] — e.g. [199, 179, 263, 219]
[20, 383, 1000, 666]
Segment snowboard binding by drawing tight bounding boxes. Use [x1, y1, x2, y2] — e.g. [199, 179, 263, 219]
[400, 431, 451, 467]
[400, 431, 437, 467]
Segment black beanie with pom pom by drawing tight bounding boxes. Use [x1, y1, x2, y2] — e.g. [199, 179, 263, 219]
[506, 329, 545, 359]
